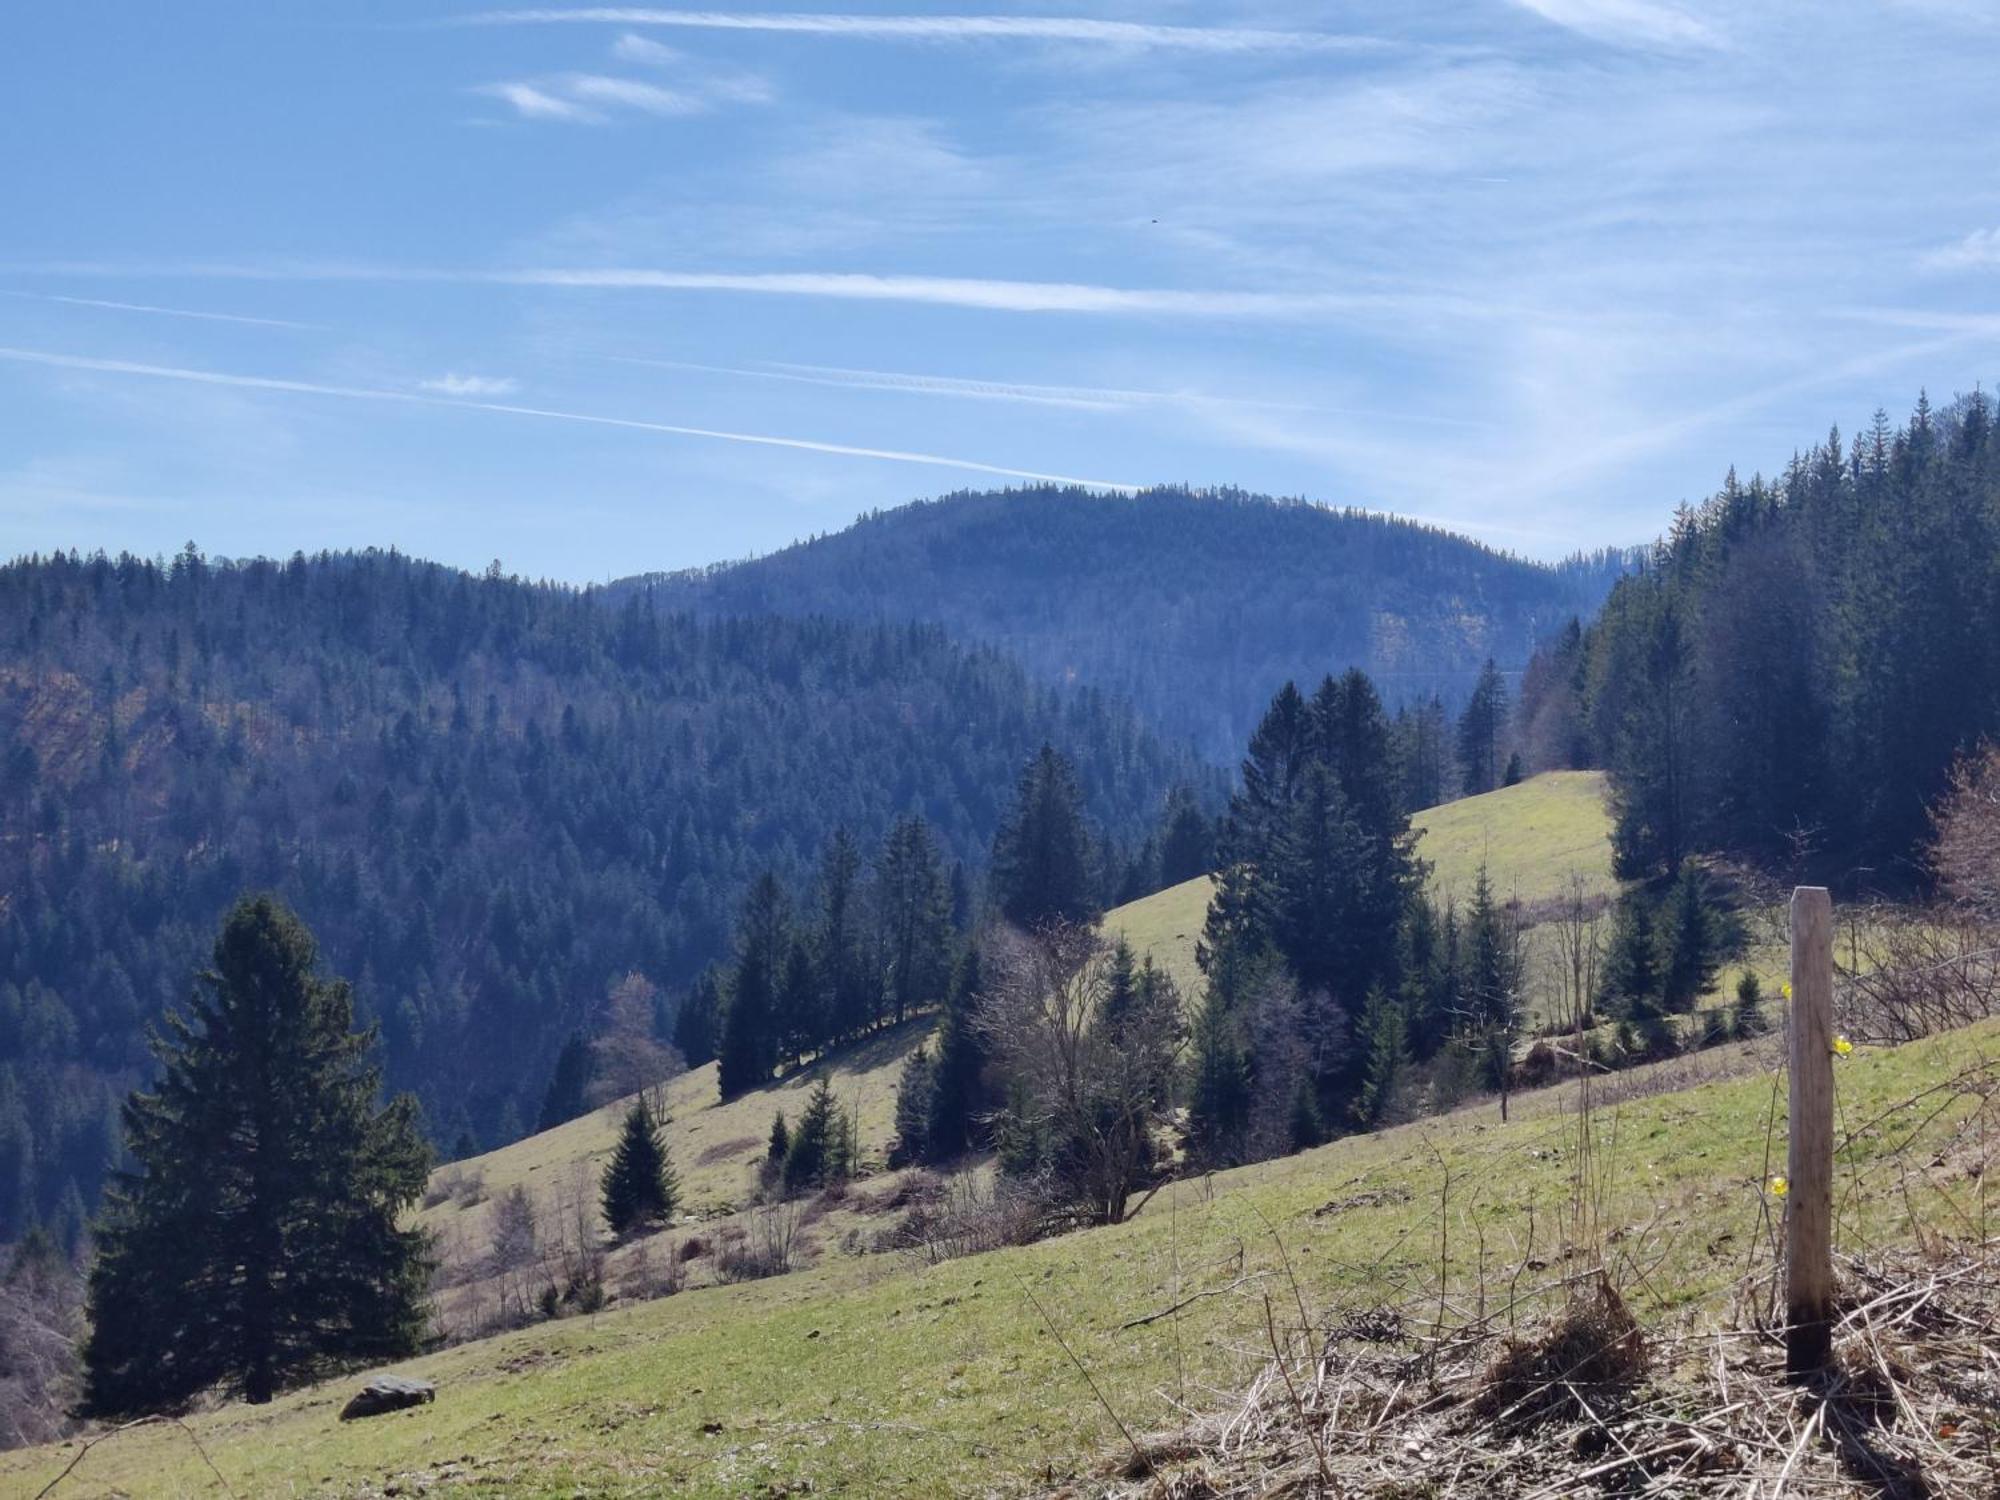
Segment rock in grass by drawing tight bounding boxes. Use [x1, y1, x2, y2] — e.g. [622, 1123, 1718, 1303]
[339, 1376, 436, 1421]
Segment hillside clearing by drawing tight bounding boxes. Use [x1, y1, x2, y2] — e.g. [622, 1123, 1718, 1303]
[8, 1019, 1994, 1498]
[419, 1020, 933, 1342]
[1106, 771, 1617, 1005]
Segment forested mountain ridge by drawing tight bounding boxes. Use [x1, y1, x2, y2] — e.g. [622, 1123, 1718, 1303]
[608, 487, 1632, 759]
[1524, 391, 2000, 885]
[0, 547, 1214, 1241]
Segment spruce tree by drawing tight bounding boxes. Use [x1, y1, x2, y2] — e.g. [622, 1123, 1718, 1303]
[600, 1097, 677, 1235]
[536, 1031, 591, 1132]
[889, 1043, 935, 1168]
[924, 946, 989, 1160]
[782, 1075, 847, 1196]
[1353, 988, 1409, 1129]
[1657, 860, 1721, 1012]
[1600, 890, 1661, 1018]
[776, 938, 820, 1069]
[760, 1110, 790, 1192]
[992, 745, 1098, 928]
[1456, 659, 1509, 795]
[1729, 971, 1767, 1038]
[815, 828, 874, 1044]
[672, 970, 722, 1069]
[82, 896, 432, 1415]
[1182, 978, 1250, 1168]
[1157, 788, 1214, 887]
[1464, 866, 1523, 1033]
[875, 816, 954, 1027]
[718, 874, 788, 1100]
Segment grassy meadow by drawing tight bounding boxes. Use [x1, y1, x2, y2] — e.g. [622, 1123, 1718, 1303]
[9, 1018, 1995, 1498]
[1106, 770, 1620, 1016]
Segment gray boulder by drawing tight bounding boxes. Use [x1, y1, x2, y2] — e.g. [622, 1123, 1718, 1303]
[339, 1375, 436, 1421]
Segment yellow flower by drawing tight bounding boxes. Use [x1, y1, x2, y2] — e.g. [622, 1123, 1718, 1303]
[1833, 1036, 1854, 1056]
[1768, 1175, 1789, 1197]
[1781, 982, 1793, 1001]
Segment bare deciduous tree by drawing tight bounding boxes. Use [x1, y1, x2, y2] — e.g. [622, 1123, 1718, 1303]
[978, 923, 1185, 1226]
[1932, 744, 2000, 920]
[1547, 872, 1607, 1039]
[588, 972, 683, 1115]
[0, 1239, 82, 1449]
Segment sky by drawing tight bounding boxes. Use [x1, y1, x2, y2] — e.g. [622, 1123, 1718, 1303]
[2, 1, 1997, 580]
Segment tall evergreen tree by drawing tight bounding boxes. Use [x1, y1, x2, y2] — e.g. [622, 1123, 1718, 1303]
[781, 1075, 850, 1196]
[1463, 866, 1524, 1035]
[1273, 763, 1371, 1001]
[536, 1031, 591, 1132]
[924, 946, 990, 1160]
[718, 874, 788, 1100]
[1600, 891, 1661, 1019]
[672, 970, 722, 1070]
[814, 829, 874, 1045]
[775, 938, 821, 1069]
[1657, 860, 1722, 1013]
[600, 1097, 677, 1235]
[992, 745, 1099, 929]
[889, 1043, 936, 1169]
[82, 896, 432, 1415]
[1181, 967, 1251, 1168]
[875, 815, 954, 1027]
[1353, 987, 1409, 1128]
[1201, 683, 1315, 975]
[1456, 659, 1509, 795]
[1157, 788, 1215, 887]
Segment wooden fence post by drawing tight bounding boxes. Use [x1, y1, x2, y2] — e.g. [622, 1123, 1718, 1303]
[1787, 885, 1835, 1378]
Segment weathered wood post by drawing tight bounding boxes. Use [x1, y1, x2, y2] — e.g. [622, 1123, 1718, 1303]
[1786, 885, 1835, 1378]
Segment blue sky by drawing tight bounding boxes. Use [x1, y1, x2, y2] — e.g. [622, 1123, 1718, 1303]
[3, 1, 1997, 580]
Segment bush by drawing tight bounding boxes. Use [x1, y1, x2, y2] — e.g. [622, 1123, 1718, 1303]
[715, 1204, 803, 1283]
[423, 1166, 487, 1211]
[882, 1172, 1048, 1265]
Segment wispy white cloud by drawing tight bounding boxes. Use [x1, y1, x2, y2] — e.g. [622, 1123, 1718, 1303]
[560, 73, 705, 114]
[2, 290, 320, 330]
[0, 345, 1138, 489]
[607, 30, 773, 101]
[474, 80, 604, 121]
[497, 267, 1450, 319]
[419, 372, 520, 395]
[1922, 227, 2000, 271]
[4, 261, 1464, 322]
[474, 27, 770, 124]
[456, 9, 1387, 55]
[613, 354, 1495, 428]
[1507, 0, 1722, 50]
[619, 355, 1125, 409]
[610, 31, 681, 63]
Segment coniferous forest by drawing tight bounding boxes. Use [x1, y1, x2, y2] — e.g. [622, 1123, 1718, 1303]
[0, 547, 1214, 1240]
[0, 391, 1997, 1482]
[616, 486, 1631, 759]
[1520, 392, 2000, 884]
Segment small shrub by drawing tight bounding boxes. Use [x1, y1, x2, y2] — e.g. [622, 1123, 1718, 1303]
[1473, 1279, 1646, 1432]
[423, 1165, 488, 1211]
[624, 1239, 684, 1302]
[885, 1171, 1047, 1265]
[716, 1204, 803, 1283]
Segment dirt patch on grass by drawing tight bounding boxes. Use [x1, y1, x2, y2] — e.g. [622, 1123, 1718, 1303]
[695, 1134, 762, 1166]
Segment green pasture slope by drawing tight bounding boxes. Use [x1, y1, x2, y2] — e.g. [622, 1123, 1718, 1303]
[9, 1017, 1992, 1498]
